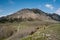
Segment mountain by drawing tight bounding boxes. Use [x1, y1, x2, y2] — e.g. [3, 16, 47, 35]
[0, 8, 60, 40]
[48, 13, 60, 21]
[0, 8, 59, 23]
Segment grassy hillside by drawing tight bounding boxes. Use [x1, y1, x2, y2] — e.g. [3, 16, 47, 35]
[0, 21, 60, 40]
[20, 24, 60, 40]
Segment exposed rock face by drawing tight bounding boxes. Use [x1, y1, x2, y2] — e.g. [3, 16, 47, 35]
[0, 8, 60, 22]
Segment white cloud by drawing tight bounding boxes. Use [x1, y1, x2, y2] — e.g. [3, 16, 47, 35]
[0, 9, 5, 17]
[55, 8, 60, 15]
[0, 15, 6, 17]
[45, 4, 54, 10]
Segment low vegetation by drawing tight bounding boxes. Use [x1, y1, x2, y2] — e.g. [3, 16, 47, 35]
[20, 24, 60, 40]
[0, 21, 59, 40]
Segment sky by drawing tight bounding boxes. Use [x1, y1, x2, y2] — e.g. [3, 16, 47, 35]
[0, 0, 60, 17]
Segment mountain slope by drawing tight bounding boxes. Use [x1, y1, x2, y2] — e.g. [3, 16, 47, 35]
[20, 23, 60, 40]
[48, 13, 60, 21]
[0, 8, 58, 23]
[0, 8, 60, 40]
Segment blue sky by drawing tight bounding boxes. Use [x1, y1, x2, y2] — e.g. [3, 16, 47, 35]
[0, 0, 60, 17]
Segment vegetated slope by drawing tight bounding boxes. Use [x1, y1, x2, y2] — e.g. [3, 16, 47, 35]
[0, 21, 55, 40]
[0, 22, 18, 40]
[3, 21, 60, 40]
[20, 23, 60, 40]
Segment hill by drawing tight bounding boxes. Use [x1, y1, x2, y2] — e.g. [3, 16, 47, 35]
[0, 8, 60, 23]
[0, 8, 60, 40]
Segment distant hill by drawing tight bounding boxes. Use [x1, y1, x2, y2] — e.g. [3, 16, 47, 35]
[48, 13, 60, 21]
[0, 8, 60, 23]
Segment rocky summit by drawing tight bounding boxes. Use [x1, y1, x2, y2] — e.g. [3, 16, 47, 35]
[0, 8, 60, 23]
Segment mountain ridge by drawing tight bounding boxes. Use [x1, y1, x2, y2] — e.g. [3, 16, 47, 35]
[0, 8, 60, 23]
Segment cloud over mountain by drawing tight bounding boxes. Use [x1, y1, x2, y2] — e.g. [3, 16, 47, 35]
[45, 4, 54, 10]
[55, 8, 60, 15]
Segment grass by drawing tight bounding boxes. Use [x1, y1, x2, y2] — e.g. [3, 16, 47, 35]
[0, 21, 60, 40]
[20, 23, 60, 40]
